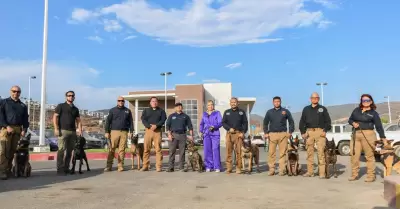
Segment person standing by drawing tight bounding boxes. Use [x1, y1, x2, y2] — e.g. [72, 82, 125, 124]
[140, 97, 167, 172]
[263, 96, 295, 176]
[199, 100, 222, 172]
[165, 102, 193, 172]
[53, 90, 82, 175]
[222, 97, 248, 174]
[348, 94, 387, 182]
[299, 92, 331, 178]
[0, 86, 29, 180]
[104, 96, 134, 172]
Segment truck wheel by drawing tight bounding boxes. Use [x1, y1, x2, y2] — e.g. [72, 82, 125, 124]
[338, 141, 350, 156]
[394, 146, 400, 158]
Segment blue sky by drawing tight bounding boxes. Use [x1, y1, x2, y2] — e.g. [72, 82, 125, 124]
[0, 0, 399, 115]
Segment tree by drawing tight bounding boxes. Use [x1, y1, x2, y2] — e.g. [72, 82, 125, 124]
[381, 117, 389, 124]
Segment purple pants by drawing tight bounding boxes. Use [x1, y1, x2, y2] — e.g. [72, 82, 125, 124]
[203, 134, 221, 170]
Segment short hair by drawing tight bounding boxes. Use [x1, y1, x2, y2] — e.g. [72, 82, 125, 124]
[149, 96, 158, 102]
[65, 90, 75, 96]
[230, 97, 238, 102]
[273, 96, 281, 101]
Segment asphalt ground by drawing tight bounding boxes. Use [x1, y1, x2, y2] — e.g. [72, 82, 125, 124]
[0, 148, 393, 209]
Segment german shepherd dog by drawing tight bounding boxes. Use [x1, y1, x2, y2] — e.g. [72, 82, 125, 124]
[376, 139, 400, 177]
[130, 134, 144, 170]
[71, 136, 90, 174]
[184, 140, 204, 173]
[286, 135, 301, 176]
[12, 133, 32, 177]
[241, 135, 260, 174]
[324, 138, 338, 178]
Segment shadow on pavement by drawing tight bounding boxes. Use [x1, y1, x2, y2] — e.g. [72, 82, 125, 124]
[0, 168, 104, 194]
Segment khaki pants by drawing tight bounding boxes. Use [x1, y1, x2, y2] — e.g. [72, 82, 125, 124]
[0, 126, 22, 174]
[268, 132, 289, 173]
[142, 128, 162, 170]
[106, 130, 128, 169]
[305, 128, 326, 177]
[350, 130, 377, 178]
[57, 130, 76, 172]
[225, 132, 243, 173]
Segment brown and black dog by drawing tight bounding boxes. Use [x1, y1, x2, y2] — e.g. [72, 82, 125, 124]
[130, 134, 144, 170]
[324, 138, 337, 179]
[241, 135, 260, 174]
[185, 140, 204, 172]
[286, 135, 301, 176]
[376, 139, 400, 177]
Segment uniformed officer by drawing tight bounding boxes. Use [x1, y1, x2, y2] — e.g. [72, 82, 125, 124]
[222, 97, 248, 174]
[53, 90, 82, 175]
[0, 86, 29, 180]
[165, 102, 193, 172]
[299, 92, 331, 178]
[348, 94, 387, 182]
[140, 97, 167, 172]
[263, 96, 295, 176]
[104, 96, 134, 172]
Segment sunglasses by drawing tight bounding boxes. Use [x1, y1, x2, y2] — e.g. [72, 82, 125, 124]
[67, 94, 75, 97]
[11, 90, 21, 93]
[362, 99, 371, 103]
[118, 100, 125, 102]
[310, 97, 319, 99]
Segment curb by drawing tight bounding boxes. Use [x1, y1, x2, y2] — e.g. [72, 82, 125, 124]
[29, 150, 171, 161]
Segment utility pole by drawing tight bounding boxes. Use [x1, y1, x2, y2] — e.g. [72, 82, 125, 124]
[316, 82, 328, 105]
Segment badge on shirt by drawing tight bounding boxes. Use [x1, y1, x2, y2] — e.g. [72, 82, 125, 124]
[318, 108, 324, 113]
[172, 116, 176, 120]
[366, 113, 373, 118]
[125, 110, 129, 114]
[226, 112, 230, 115]
[239, 111, 243, 115]
[282, 111, 286, 115]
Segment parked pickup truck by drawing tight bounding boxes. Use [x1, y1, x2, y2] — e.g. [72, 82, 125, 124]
[293, 123, 400, 156]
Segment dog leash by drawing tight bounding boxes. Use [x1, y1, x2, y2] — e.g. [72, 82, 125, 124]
[351, 129, 356, 156]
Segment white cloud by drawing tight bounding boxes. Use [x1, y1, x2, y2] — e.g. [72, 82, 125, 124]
[88, 68, 101, 75]
[312, 0, 339, 9]
[186, 72, 196, 76]
[225, 62, 242, 69]
[122, 35, 137, 41]
[318, 20, 334, 29]
[103, 19, 123, 32]
[68, 0, 331, 47]
[0, 59, 157, 110]
[87, 35, 103, 43]
[244, 38, 283, 44]
[203, 79, 221, 83]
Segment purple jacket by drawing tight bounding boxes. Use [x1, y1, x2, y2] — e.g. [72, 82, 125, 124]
[199, 110, 222, 136]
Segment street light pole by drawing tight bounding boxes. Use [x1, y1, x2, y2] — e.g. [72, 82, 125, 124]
[160, 72, 172, 113]
[316, 82, 328, 105]
[28, 76, 36, 115]
[39, 0, 49, 146]
[384, 96, 392, 124]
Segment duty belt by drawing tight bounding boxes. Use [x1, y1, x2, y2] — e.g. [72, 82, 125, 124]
[171, 131, 186, 134]
[307, 128, 322, 131]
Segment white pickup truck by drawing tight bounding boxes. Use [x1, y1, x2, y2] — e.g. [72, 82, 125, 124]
[293, 123, 400, 156]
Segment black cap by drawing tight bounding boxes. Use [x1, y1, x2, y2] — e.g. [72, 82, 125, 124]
[175, 102, 182, 106]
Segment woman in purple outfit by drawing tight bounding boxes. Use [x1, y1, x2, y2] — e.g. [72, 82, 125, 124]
[199, 100, 222, 172]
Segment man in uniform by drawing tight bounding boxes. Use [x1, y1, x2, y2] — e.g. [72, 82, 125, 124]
[222, 97, 248, 174]
[0, 86, 29, 180]
[299, 92, 332, 178]
[53, 90, 82, 175]
[263, 96, 295, 176]
[104, 96, 134, 172]
[165, 102, 193, 172]
[140, 97, 167, 172]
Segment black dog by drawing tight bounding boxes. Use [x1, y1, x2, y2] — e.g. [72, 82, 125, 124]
[12, 133, 32, 177]
[324, 138, 338, 179]
[70, 136, 90, 174]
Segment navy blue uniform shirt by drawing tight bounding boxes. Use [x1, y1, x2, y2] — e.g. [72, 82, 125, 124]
[105, 106, 134, 133]
[166, 112, 193, 133]
[141, 107, 167, 129]
[0, 97, 29, 132]
[263, 107, 295, 133]
[348, 107, 386, 138]
[222, 108, 248, 133]
[299, 104, 332, 134]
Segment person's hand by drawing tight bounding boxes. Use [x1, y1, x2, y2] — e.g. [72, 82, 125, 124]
[187, 135, 193, 141]
[301, 133, 308, 139]
[238, 132, 244, 139]
[229, 128, 235, 133]
[54, 129, 59, 137]
[20, 131, 25, 137]
[168, 133, 173, 141]
[264, 133, 269, 139]
[199, 133, 203, 138]
[150, 125, 157, 131]
[105, 133, 110, 139]
[352, 122, 359, 128]
[320, 132, 326, 137]
[209, 126, 214, 131]
[128, 132, 132, 139]
[77, 129, 83, 136]
[6, 126, 13, 133]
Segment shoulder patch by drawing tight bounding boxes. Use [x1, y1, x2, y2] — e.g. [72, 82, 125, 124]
[318, 108, 324, 113]
[282, 110, 286, 115]
[239, 111, 243, 115]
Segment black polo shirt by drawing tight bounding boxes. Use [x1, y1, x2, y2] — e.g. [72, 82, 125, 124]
[55, 102, 80, 131]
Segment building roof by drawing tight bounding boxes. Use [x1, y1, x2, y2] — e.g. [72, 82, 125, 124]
[122, 93, 176, 102]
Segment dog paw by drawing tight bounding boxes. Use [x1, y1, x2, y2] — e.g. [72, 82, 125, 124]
[334, 175, 338, 178]
[87, 169, 91, 172]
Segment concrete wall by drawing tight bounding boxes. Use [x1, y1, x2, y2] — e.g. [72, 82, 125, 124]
[203, 83, 232, 146]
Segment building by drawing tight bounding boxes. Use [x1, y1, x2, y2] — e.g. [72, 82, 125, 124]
[122, 83, 256, 145]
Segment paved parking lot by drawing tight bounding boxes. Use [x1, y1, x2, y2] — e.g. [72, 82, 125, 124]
[0, 148, 392, 209]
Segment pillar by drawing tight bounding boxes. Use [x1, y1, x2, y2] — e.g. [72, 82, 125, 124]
[135, 99, 139, 133]
[247, 103, 250, 135]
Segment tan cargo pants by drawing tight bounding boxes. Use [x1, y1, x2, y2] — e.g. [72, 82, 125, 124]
[305, 128, 326, 177]
[0, 126, 21, 175]
[141, 128, 162, 171]
[225, 132, 243, 173]
[349, 130, 377, 180]
[268, 132, 289, 174]
[106, 130, 128, 170]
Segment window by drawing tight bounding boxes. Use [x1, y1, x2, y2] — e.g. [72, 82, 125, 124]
[180, 99, 198, 133]
[334, 126, 341, 133]
[387, 125, 399, 131]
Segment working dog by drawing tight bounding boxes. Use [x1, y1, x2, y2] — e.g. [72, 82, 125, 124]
[286, 135, 301, 176]
[376, 139, 400, 177]
[324, 138, 338, 179]
[130, 134, 144, 170]
[241, 135, 260, 174]
[184, 140, 204, 172]
[71, 136, 90, 174]
[12, 133, 32, 177]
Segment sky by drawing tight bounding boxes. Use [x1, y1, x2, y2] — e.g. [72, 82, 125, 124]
[0, 0, 399, 116]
